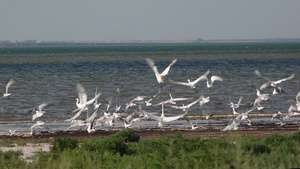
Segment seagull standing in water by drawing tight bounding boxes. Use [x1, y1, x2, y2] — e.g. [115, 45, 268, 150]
[3, 79, 15, 98]
[146, 58, 177, 93]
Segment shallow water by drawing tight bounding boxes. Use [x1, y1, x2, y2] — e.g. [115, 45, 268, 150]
[0, 43, 299, 125]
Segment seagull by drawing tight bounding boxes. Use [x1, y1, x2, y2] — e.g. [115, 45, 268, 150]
[235, 107, 256, 121]
[256, 89, 272, 101]
[169, 70, 209, 93]
[65, 120, 86, 131]
[93, 86, 102, 110]
[200, 70, 223, 92]
[65, 109, 83, 122]
[114, 88, 122, 112]
[296, 92, 300, 111]
[125, 96, 147, 111]
[146, 58, 177, 93]
[185, 117, 200, 130]
[145, 93, 160, 106]
[199, 95, 210, 108]
[8, 128, 18, 136]
[32, 103, 48, 121]
[85, 109, 98, 133]
[3, 79, 15, 98]
[255, 70, 294, 95]
[153, 93, 192, 106]
[285, 105, 300, 119]
[221, 119, 240, 131]
[253, 97, 265, 111]
[30, 121, 45, 135]
[170, 96, 204, 112]
[122, 117, 141, 128]
[271, 111, 285, 126]
[74, 84, 101, 113]
[143, 104, 188, 127]
[229, 96, 243, 109]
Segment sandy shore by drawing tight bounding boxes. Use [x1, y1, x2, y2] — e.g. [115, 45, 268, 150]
[1, 117, 299, 161]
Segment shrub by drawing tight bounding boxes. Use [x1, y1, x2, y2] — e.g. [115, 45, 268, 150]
[114, 128, 140, 143]
[51, 137, 79, 152]
[0, 150, 26, 168]
[242, 142, 271, 155]
[0, 140, 15, 147]
[289, 131, 300, 142]
[264, 133, 288, 147]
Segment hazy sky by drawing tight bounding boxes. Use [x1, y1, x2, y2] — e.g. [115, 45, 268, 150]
[1, 0, 300, 42]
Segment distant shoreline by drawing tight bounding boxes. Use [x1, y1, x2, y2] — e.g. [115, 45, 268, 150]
[1, 39, 300, 47]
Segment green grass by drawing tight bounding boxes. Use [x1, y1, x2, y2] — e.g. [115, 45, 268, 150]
[0, 140, 15, 147]
[2, 129, 300, 168]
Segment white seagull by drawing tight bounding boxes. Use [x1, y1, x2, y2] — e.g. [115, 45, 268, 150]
[74, 84, 101, 113]
[221, 119, 240, 131]
[146, 58, 177, 93]
[285, 105, 300, 119]
[8, 129, 18, 136]
[296, 92, 300, 111]
[271, 111, 285, 126]
[169, 70, 209, 93]
[30, 121, 45, 135]
[143, 104, 188, 127]
[200, 70, 223, 92]
[32, 103, 48, 121]
[255, 70, 294, 95]
[170, 96, 204, 111]
[229, 96, 243, 109]
[3, 79, 15, 98]
[93, 86, 102, 110]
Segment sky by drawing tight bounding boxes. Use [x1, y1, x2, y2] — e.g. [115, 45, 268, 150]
[1, 0, 300, 42]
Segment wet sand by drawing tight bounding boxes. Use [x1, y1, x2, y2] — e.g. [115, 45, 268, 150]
[1, 122, 299, 142]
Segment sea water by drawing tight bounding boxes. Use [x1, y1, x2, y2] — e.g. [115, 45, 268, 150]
[0, 43, 299, 124]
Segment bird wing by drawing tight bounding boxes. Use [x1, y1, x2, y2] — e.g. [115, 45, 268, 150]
[169, 79, 191, 87]
[296, 92, 300, 103]
[273, 74, 294, 84]
[146, 58, 162, 83]
[143, 111, 161, 121]
[76, 84, 87, 104]
[86, 93, 101, 106]
[160, 59, 177, 76]
[146, 58, 159, 75]
[254, 70, 271, 82]
[191, 74, 208, 85]
[86, 110, 98, 122]
[38, 103, 48, 112]
[211, 75, 223, 83]
[260, 82, 271, 91]
[65, 110, 83, 122]
[288, 105, 297, 113]
[186, 96, 203, 108]
[5, 79, 15, 93]
[237, 96, 243, 106]
[163, 115, 184, 122]
[164, 111, 187, 122]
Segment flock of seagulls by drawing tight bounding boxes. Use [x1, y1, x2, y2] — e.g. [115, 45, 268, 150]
[1, 58, 300, 136]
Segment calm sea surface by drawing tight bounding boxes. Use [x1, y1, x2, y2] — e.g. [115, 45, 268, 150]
[0, 43, 300, 122]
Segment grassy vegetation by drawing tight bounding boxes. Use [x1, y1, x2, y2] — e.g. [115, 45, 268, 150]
[1, 129, 300, 168]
